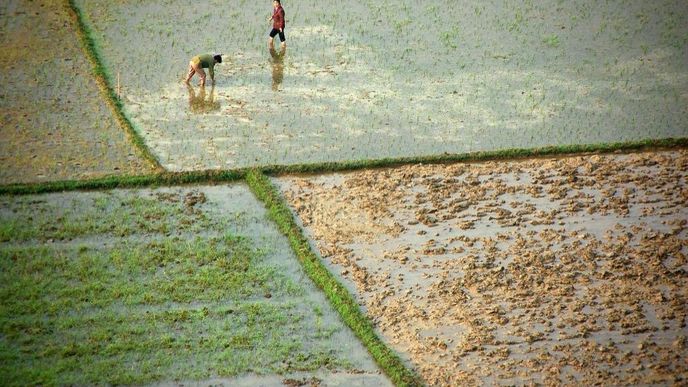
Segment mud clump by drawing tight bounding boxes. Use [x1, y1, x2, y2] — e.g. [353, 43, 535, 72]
[280, 150, 688, 386]
[184, 191, 207, 210]
[282, 377, 322, 387]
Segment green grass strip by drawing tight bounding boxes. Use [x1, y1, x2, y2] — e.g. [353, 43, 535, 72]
[261, 137, 688, 175]
[0, 170, 245, 196]
[64, 0, 163, 172]
[245, 170, 425, 387]
[1, 137, 686, 195]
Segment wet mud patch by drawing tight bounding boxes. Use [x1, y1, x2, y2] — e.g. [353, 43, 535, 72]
[75, 0, 686, 171]
[0, 185, 387, 385]
[0, 0, 155, 184]
[152, 371, 388, 387]
[278, 150, 688, 385]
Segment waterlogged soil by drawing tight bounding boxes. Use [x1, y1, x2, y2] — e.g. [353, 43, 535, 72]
[0, 185, 388, 386]
[0, 0, 155, 185]
[278, 150, 688, 386]
[155, 371, 387, 387]
[74, 0, 687, 171]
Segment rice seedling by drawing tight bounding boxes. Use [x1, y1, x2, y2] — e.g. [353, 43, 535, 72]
[542, 34, 561, 48]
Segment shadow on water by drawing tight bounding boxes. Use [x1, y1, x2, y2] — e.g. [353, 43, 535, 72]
[269, 46, 286, 91]
[187, 84, 220, 114]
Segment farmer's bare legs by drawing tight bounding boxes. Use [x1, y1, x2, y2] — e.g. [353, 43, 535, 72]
[196, 67, 207, 86]
[185, 62, 196, 84]
[269, 37, 286, 50]
[185, 62, 206, 86]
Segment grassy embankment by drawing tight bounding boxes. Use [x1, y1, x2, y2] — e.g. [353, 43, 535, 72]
[247, 169, 425, 387]
[1, 137, 686, 196]
[65, 0, 162, 172]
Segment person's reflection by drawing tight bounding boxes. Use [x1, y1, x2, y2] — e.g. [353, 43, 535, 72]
[186, 84, 220, 114]
[269, 45, 286, 91]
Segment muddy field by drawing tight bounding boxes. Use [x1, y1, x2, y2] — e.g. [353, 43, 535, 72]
[0, 185, 389, 385]
[75, 0, 687, 170]
[278, 150, 688, 385]
[0, 0, 155, 185]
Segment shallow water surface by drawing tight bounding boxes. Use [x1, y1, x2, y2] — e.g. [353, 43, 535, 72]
[76, 0, 688, 171]
[0, 0, 156, 184]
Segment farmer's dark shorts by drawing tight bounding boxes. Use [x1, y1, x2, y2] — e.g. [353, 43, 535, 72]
[269, 28, 286, 42]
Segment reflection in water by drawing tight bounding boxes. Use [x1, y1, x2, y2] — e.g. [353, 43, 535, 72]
[269, 46, 286, 91]
[187, 84, 220, 114]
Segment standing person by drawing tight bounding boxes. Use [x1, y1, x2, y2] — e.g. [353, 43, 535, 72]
[267, 0, 286, 49]
[185, 54, 222, 87]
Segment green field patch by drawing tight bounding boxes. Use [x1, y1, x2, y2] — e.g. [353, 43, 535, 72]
[0, 185, 385, 385]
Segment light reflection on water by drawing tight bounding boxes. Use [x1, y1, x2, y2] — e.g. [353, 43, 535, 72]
[78, 0, 688, 171]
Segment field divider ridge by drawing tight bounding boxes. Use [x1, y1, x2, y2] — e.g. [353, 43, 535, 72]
[0, 170, 246, 196]
[64, 0, 164, 172]
[260, 137, 688, 175]
[245, 169, 425, 387]
[1, 138, 686, 195]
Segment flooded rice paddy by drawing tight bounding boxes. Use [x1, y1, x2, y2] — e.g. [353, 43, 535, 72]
[0, 0, 155, 185]
[2, 1, 687, 385]
[278, 150, 688, 385]
[75, 0, 687, 171]
[0, 185, 389, 385]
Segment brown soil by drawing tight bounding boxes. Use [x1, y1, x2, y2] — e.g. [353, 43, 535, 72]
[278, 150, 688, 386]
[0, 0, 155, 185]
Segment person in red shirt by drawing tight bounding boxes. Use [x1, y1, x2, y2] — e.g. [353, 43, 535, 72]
[267, 0, 286, 49]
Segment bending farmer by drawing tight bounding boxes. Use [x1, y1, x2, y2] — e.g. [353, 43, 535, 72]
[267, 0, 286, 49]
[185, 54, 222, 86]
